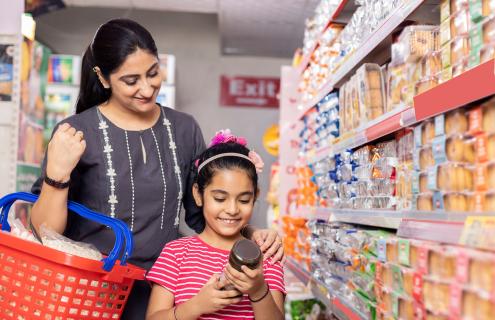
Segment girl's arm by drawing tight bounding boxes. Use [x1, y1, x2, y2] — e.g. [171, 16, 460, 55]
[241, 225, 285, 263]
[146, 274, 243, 320]
[223, 263, 285, 320]
[249, 285, 285, 320]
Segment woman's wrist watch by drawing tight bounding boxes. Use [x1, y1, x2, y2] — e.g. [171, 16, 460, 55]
[44, 175, 70, 189]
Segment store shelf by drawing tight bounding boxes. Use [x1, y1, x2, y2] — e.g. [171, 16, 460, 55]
[414, 59, 495, 121]
[286, 256, 312, 286]
[295, 0, 357, 76]
[296, 0, 439, 120]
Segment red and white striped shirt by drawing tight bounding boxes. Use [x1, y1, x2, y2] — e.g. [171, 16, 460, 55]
[146, 236, 285, 320]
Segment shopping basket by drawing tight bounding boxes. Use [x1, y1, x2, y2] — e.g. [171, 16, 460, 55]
[0, 192, 145, 319]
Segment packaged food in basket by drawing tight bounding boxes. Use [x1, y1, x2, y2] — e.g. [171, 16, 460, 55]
[40, 224, 103, 261]
[399, 26, 440, 62]
[461, 288, 495, 320]
[460, 249, 495, 292]
[350, 75, 363, 128]
[452, 57, 469, 77]
[440, 191, 471, 211]
[423, 278, 451, 314]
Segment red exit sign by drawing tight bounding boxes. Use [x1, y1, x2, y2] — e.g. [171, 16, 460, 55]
[220, 75, 280, 108]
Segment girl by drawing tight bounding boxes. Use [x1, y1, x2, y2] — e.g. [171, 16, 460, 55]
[146, 130, 285, 320]
[29, 19, 284, 319]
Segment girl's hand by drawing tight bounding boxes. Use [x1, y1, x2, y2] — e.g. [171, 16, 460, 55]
[46, 123, 86, 181]
[191, 274, 243, 315]
[252, 229, 285, 264]
[223, 263, 267, 299]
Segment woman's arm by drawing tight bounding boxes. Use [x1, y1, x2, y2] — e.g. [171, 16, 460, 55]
[241, 225, 285, 263]
[31, 123, 85, 235]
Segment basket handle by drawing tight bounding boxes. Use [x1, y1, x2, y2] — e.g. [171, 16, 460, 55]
[0, 192, 133, 272]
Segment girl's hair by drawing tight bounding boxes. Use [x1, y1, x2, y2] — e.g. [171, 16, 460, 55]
[195, 142, 259, 197]
[76, 18, 158, 114]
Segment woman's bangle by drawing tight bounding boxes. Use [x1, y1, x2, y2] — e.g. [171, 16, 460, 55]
[249, 284, 270, 303]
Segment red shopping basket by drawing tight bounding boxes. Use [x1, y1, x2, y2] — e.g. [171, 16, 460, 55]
[0, 192, 145, 319]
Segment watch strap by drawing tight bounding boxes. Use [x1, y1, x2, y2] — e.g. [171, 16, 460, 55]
[44, 175, 70, 189]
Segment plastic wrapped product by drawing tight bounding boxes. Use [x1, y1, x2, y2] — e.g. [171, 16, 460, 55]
[483, 15, 495, 44]
[421, 51, 442, 78]
[480, 42, 495, 63]
[461, 289, 495, 320]
[464, 249, 495, 292]
[417, 193, 434, 211]
[386, 63, 408, 112]
[468, 100, 495, 134]
[419, 146, 435, 170]
[422, 120, 436, 145]
[398, 25, 440, 62]
[441, 108, 469, 135]
[452, 57, 469, 77]
[451, 0, 469, 14]
[430, 162, 473, 192]
[431, 134, 474, 164]
[440, 0, 451, 23]
[450, 8, 470, 38]
[483, 0, 495, 17]
[375, 140, 398, 159]
[416, 76, 439, 95]
[451, 35, 470, 65]
[353, 145, 374, 166]
[440, 18, 451, 46]
[422, 278, 451, 314]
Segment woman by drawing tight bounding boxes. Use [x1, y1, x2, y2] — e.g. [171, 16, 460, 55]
[30, 18, 284, 319]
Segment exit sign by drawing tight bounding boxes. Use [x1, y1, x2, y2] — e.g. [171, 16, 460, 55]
[220, 75, 280, 108]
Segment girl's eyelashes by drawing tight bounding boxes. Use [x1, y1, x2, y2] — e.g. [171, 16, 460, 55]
[214, 198, 226, 202]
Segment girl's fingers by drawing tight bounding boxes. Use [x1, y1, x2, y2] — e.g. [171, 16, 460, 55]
[259, 231, 276, 252]
[271, 245, 285, 264]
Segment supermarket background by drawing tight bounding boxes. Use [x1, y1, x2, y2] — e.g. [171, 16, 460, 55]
[2, 0, 495, 319]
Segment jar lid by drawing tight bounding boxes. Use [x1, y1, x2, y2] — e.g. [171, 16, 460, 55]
[229, 239, 262, 272]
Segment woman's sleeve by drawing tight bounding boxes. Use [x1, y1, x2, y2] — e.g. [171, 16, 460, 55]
[182, 118, 206, 233]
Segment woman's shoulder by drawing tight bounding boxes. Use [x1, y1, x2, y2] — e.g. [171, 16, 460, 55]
[57, 107, 98, 130]
[161, 105, 199, 128]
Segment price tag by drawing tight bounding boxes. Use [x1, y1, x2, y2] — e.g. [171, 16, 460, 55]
[377, 239, 387, 262]
[456, 249, 469, 283]
[398, 239, 411, 266]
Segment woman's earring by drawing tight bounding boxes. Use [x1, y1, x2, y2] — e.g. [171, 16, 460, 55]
[92, 66, 97, 73]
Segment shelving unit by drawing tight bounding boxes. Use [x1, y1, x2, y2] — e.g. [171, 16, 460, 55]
[296, 0, 440, 120]
[295, 0, 357, 76]
[305, 58, 495, 163]
[286, 257, 367, 320]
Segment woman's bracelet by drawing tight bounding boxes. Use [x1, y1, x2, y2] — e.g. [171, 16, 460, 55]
[249, 284, 270, 303]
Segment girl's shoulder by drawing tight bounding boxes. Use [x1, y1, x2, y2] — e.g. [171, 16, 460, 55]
[164, 236, 203, 251]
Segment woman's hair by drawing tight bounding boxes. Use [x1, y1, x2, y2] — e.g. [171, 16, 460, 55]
[195, 142, 259, 197]
[76, 18, 158, 114]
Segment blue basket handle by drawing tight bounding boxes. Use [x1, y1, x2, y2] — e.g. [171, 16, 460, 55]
[0, 192, 133, 272]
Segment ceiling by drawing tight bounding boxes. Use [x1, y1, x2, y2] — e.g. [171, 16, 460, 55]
[61, 0, 320, 58]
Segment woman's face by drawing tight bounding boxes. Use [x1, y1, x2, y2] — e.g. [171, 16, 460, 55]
[106, 48, 162, 113]
[195, 169, 255, 238]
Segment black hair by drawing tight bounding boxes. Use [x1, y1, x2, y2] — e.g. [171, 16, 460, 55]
[76, 18, 158, 114]
[195, 143, 259, 198]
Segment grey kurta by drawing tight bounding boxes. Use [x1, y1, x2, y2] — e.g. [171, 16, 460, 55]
[32, 105, 206, 270]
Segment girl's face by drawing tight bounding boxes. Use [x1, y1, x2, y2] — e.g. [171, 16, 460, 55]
[194, 169, 256, 238]
[102, 48, 162, 113]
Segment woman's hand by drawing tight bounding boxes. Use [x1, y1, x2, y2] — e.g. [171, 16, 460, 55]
[223, 263, 267, 299]
[46, 123, 86, 181]
[251, 228, 284, 263]
[190, 274, 243, 316]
